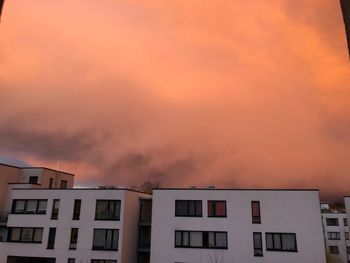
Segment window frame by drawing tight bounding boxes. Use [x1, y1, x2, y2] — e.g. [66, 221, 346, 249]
[174, 230, 228, 249]
[175, 200, 202, 217]
[326, 218, 339, 226]
[265, 232, 297, 252]
[11, 199, 48, 215]
[95, 200, 121, 221]
[329, 246, 339, 254]
[51, 199, 60, 220]
[253, 232, 263, 257]
[207, 200, 227, 218]
[47, 227, 56, 249]
[69, 228, 79, 250]
[327, 232, 341, 240]
[92, 228, 119, 251]
[251, 201, 261, 224]
[29, 176, 38, 184]
[60, 180, 68, 189]
[72, 199, 81, 220]
[7, 227, 43, 243]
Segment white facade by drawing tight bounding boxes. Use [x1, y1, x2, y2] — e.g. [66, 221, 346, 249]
[150, 188, 326, 263]
[321, 211, 350, 263]
[0, 188, 150, 263]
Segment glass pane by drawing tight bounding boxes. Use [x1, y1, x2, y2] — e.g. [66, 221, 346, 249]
[273, 234, 282, 249]
[188, 201, 196, 216]
[253, 233, 262, 249]
[266, 234, 273, 249]
[112, 201, 120, 219]
[252, 202, 260, 217]
[175, 201, 187, 216]
[93, 229, 106, 249]
[14, 200, 25, 213]
[215, 232, 227, 248]
[208, 232, 215, 248]
[281, 234, 296, 251]
[37, 200, 47, 213]
[208, 201, 214, 216]
[26, 200, 37, 213]
[10, 228, 21, 241]
[190, 232, 202, 247]
[195, 201, 202, 216]
[21, 228, 33, 242]
[96, 201, 108, 219]
[33, 228, 43, 242]
[112, 230, 118, 250]
[175, 231, 182, 246]
[183, 232, 189, 246]
[216, 202, 226, 216]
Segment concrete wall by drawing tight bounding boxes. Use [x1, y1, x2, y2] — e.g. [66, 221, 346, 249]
[150, 189, 326, 263]
[0, 165, 21, 213]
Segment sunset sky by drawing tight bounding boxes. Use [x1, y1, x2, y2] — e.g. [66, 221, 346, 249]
[0, 1, 349, 198]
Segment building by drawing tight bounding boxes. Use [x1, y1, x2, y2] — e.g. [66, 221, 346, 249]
[0, 187, 151, 263]
[150, 188, 326, 263]
[321, 203, 350, 263]
[340, 0, 350, 58]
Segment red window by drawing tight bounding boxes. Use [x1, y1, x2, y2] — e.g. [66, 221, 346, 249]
[208, 201, 226, 217]
[251, 201, 261, 224]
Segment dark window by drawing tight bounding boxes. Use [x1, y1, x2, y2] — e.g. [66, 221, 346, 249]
[329, 246, 339, 254]
[95, 200, 121, 220]
[73, 200, 81, 220]
[347, 246, 350, 254]
[92, 229, 119, 251]
[175, 231, 227, 249]
[69, 228, 79, 250]
[68, 259, 75, 263]
[326, 218, 339, 226]
[49, 178, 54, 188]
[328, 232, 341, 240]
[7, 227, 43, 243]
[175, 200, 202, 217]
[251, 201, 261, 224]
[253, 232, 263, 256]
[208, 201, 226, 217]
[266, 233, 297, 252]
[60, 180, 68, 189]
[344, 218, 348, 226]
[51, 200, 60, 219]
[12, 200, 47, 214]
[29, 176, 38, 184]
[346, 232, 349, 240]
[91, 260, 117, 263]
[47, 228, 56, 249]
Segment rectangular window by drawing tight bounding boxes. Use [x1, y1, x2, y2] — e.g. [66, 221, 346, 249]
[73, 200, 81, 220]
[49, 178, 54, 188]
[60, 180, 68, 189]
[95, 200, 121, 220]
[329, 246, 339, 254]
[344, 218, 348, 226]
[328, 232, 341, 240]
[51, 199, 60, 219]
[253, 232, 263, 256]
[7, 227, 43, 243]
[92, 229, 119, 251]
[266, 233, 297, 252]
[347, 246, 350, 255]
[68, 259, 75, 263]
[326, 218, 339, 226]
[69, 228, 79, 250]
[12, 200, 47, 214]
[91, 260, 117, 263]
[29, 176, 38, 184]
[175, 200, 202, 217]
[251, 201, 261, 224]
[47, 228, 56, 249]
[208, 201, 227, 217]
[346, 232, 349, 240]
[175, 231, 228, 249]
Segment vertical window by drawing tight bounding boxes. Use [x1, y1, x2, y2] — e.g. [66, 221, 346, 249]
[69, 228, 79, 250]
[347, 246, 350, 255]
[95, 200, 121, 220]
[328, 232, 341, 240]
[266, 233, 297, 252]
[73, 200, 81, 220]
[51, 199, 60, 219]
[92, 229, 119, 250]
[253, 232, 263, 256]
[29, 176, 38, 184]
[208, 201, 227, 217]
[49, 178, 54, 188]
[47, 228, 56, 249]
[175, 200, 202, 217]
[68, 259, 75, 263]
[346, 232, 349, 240]
[60, 180, 68, 189]
[344, 218, 348, 226]
[251, 201, 261, 224]
[329, 246, 339, 254]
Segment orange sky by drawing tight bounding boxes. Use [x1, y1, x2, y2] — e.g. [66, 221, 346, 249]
[0, 1, 349, 198]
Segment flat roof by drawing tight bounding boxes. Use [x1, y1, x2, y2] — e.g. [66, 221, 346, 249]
[11, 187, 151, 195]
[0, 163, 74, 176]
[153, 188, 319, 192]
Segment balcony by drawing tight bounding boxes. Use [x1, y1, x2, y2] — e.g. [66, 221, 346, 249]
[0, 212, 9, 225]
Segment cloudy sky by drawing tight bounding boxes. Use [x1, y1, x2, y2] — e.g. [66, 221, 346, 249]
[0, 0, 349, 198]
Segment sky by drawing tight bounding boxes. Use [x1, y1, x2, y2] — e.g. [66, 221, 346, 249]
[0, 0, 349, 199]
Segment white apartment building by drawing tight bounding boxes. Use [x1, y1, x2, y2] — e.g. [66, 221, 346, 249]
[321, 206, 350, 263]
[150, 188, 326, 263]
[0, 187, 151, 263]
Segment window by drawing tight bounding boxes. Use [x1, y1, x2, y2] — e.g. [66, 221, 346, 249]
[60, 180, 68, 189]
[253, 232, 263, 256]
[175, 231, 228, 249]
[7, 227, 43, 243]
[208, 201, 226, 217]
[49, 178, 54, 188]
[29, 176, 38, 184]
[95, 200, 121, 220]
[51, 199, 60, 219]
[12, 200, 47, 214]
[92, 229, 119, 251]
[68, 259, 75, 263]
[251, 201, 261, 224]
[73, 200, 81, 220]
[47, 228, 56, 249]
[326, 218, 339, 226]
[91, 260, 117, 263]
[328, 232, 341, 240]
[265, 233, 297, 252]
[175, 200, 202, 217]
[344, 218, 348, 226]
[69, 228, 79, 249]
[329, 246, 339, 254]
[347, 246, 350, 255]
